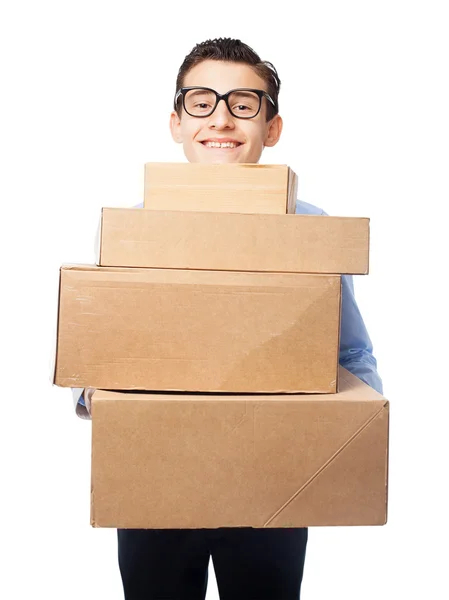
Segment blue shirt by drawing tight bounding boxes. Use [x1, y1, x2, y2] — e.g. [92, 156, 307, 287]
[77, 199, 382, 411]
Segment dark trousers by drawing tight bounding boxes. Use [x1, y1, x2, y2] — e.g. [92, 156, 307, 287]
[118, 527, 308, 600]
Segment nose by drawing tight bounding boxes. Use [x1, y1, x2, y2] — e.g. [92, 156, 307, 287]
[207, 99, 235, 129]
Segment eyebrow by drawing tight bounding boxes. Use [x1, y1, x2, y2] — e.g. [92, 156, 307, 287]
[186, 88, 262, 99]
[187, 89, 216, 98]
[230, 91, 259, 99]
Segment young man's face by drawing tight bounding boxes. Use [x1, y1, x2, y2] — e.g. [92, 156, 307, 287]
[170, 60, 283, 164]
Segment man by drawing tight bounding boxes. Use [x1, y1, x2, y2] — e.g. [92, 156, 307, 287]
[74, 38, 382, 599]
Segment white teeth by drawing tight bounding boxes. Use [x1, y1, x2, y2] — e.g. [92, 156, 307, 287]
[204, 141, 239, 148]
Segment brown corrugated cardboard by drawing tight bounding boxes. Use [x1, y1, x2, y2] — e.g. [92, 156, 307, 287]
[99, 208, 369, 274]
[54, 265, 341, 393]
[144, 163, 298, 214]
[90, 367, 389, 528]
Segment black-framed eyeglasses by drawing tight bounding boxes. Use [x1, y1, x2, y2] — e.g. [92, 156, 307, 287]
[174, 86, 277, 119]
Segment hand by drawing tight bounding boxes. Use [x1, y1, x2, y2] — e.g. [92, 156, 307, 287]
[84, 387, 96, 415]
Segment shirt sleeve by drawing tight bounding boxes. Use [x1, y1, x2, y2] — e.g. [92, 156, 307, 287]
[72, 387, 91, 420]
[338, 274, 383, 394]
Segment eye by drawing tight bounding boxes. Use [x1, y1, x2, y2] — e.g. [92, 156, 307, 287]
[229, 91, 260, 117]
[233, 104, 251, 112]
[185, 89, 216, 115]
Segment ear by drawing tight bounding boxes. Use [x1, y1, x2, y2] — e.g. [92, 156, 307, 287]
[264, 114, 283, 147]
[169, 111, 183, 143]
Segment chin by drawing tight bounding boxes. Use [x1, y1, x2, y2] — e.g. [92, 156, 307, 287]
[185, 143, 259, 165]
[208, 156, 247, 165]
[188, 154, 248, 165]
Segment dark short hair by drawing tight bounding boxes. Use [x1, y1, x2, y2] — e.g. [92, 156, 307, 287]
[175, 38, 281, 121]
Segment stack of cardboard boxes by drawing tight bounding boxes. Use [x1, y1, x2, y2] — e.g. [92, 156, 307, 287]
[54, 163, 389, 529]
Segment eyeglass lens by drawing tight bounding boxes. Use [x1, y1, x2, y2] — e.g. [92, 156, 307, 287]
[184, 89, 261, 118]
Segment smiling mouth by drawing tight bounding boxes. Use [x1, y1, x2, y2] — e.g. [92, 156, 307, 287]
[201, 141, 242, 149]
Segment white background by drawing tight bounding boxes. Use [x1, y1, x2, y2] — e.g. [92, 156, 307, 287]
[1, 0, 448, 598]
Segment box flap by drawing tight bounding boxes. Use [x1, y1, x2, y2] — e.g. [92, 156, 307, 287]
[264, 403, 389, 526]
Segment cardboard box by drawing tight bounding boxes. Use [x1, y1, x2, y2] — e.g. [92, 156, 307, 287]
[144, 163, 298, 214]
[90, 367, 389, 528]
[54, 265, 341, 393]
[99, 208, 369, 274]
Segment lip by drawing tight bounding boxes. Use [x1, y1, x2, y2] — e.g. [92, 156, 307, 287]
[199, 138, 244, 149]
[200, 138, 243, 143]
